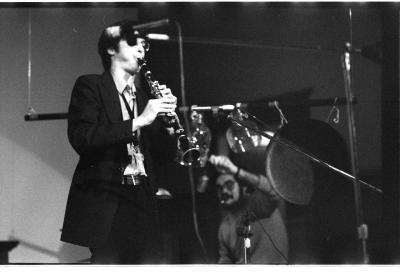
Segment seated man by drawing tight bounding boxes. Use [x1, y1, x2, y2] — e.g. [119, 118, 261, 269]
[210, 155, 288, 264]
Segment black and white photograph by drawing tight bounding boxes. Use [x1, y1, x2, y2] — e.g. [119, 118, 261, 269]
[0, 1, 398, 269]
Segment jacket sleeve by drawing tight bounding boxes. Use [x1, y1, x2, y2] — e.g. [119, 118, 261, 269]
[247, 186, 279, 219]
[68, 75, 135, 155]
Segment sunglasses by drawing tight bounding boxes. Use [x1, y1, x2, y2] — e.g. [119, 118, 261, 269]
[126, 35, 150, 52]
[217, 180, 236, 192]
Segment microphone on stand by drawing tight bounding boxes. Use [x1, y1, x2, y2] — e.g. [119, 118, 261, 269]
[133, 19, 170, 30]
[179, 103, 246, 113]
[147, 33, 170, 41]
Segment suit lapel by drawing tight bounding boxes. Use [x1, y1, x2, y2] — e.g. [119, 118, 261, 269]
[100, 72, 123, 122]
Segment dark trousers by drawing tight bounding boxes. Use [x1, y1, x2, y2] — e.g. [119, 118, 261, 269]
[90, 184, 161, 264]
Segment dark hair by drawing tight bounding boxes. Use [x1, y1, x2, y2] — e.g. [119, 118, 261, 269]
[97, 20, 146, 71]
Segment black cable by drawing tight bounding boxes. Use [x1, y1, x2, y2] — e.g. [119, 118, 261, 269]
[175, 20, 209, 262]
[249, 210, 289, 264]
[188, 166, 210, 263]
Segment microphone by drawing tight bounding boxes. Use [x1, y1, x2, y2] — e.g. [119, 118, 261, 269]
[146, 33, 170, 41]
[133, 19, 170, 30]
[179, 104, 246, 113]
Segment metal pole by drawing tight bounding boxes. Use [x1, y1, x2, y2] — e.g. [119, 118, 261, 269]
[342, 42, 369, 264]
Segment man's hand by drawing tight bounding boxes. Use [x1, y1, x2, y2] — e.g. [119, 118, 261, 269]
[137, 85, 177, 127]
[157, 84, 177, 104]
[209, 154, 239, 175]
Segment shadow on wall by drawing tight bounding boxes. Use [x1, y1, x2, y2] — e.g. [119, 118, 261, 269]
[57, 242, 90, 263]
[8, 236, 90, 264]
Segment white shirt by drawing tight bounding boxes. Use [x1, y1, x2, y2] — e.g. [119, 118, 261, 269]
[112, 72, 147, 177]
[116, 77, 137, 122]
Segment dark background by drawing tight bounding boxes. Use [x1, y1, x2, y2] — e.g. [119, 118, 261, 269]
[0, 2, 398, 263]
[137, 2, 391, 264]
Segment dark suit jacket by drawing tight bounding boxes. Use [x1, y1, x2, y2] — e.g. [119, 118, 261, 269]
[61, 71, 173, 248]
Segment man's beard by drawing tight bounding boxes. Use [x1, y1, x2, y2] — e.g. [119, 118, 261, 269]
[220, 190, 245, 212]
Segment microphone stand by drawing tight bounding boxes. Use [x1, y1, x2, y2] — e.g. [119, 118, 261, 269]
[342, 42, 369, 264]
[174, 20, 210, 263]
[237, 210, 253, 264]
[178, 97, 355, 114]
[341, 8, 369, 264]
[243, 216, 252, 264]
[24, 97, 353, 121]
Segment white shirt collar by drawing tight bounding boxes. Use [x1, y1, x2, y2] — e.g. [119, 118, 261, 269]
[111, 70, 136, 95]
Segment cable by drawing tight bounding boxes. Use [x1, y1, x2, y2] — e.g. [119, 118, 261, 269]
[326, 97, 340, 124]
[174, 20, 209, 262]
[27, 9, 35, 115]
[249, 210, 289, 264]
[188, 165, 210, 262]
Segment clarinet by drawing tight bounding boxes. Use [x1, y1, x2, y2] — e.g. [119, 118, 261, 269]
[142, 69, 184, 135]
[141, 64, 201, 165]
